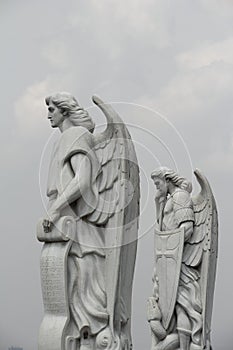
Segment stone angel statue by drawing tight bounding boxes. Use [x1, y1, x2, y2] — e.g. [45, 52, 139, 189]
[37, 93, 140, 350]
[147, 167, 218, 350]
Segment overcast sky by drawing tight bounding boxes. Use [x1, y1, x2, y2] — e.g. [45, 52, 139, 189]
[1, 1, 233, 349]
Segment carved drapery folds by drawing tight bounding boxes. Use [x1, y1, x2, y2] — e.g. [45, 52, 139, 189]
[37, 93, 140, 350]
[148, 168, 218, 350]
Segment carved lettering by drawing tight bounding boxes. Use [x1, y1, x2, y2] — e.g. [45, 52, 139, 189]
[40, 243, 70, 315]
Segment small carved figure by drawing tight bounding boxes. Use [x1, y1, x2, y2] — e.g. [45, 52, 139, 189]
[147, 167, 218, 350]
[37, 93, 140, 350]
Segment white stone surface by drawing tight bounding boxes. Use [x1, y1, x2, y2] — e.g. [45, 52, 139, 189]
[148, 167, 218, 350]
[37, 93, 140, 350]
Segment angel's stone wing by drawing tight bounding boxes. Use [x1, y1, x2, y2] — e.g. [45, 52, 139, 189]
[190, 169, 218, 348]
[87, 96, 140, 345]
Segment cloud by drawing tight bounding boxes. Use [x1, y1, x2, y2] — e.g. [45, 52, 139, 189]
[154, 61, 233, 122]
[68, 0, 173, 51]
[133, 38, 233, 178]
[41, 40, 69, 69]
[200, 0, 233, 17]
[203, 147, 233, 175]
[14, 76, 69, 137]
[176, 37, 233, 70]
[14, 79, 52, 135]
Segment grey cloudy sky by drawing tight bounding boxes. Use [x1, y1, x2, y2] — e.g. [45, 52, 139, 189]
[1, 1, 233, 349]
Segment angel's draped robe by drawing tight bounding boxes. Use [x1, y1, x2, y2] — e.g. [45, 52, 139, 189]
[161, 189, 202, 345]
[47, 126, 108, 339]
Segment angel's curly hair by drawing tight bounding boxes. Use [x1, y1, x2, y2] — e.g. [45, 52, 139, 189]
[45, 92, 95, 133]
[151, 167, 192, 193]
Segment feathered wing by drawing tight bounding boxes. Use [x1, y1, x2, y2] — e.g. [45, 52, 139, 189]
[182, 169, 218, 348]
[87, 96, 140, 338]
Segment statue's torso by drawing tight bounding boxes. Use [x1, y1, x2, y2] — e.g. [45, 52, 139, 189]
[160, 188, 194, 232]
[161, 195, 178, 231]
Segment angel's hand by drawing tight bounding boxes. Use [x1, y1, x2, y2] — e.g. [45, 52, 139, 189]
[42, 208, 60, 233]
[42, 219, 53, 233]
[155, 191, 165, 204]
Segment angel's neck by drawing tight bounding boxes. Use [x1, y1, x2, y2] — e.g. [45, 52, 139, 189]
[168, 183, 178, 196]
[59, 119, 73, 133]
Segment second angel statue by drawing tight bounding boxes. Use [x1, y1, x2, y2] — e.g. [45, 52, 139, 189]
[37, 93, 140, 350]
[147, 167, 218, 350]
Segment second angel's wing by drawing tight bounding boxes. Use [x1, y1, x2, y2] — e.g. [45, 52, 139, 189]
[87, 96, 140, 336]
[183, 169, 218, 348]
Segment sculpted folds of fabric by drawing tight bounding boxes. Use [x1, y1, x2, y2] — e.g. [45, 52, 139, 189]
[147, 168, 218, 350]
[37, 93, 140, 350]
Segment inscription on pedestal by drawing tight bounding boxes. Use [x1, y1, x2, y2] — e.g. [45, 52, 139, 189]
[39, 241, 72, 350]
[41, 254, 67, 314]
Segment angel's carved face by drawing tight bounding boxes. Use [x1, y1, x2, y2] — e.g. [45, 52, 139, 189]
[153, 177, 168, 197]
[47, 102, 66, 128]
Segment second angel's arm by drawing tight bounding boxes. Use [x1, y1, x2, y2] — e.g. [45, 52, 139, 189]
[173, 191, 194, 241]
[180, 221, 193, 241]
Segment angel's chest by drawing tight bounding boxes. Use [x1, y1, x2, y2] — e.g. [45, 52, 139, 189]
[162, 198, 178, 230]
[47, 145, 75, 195]
[163, 198, 173, 216]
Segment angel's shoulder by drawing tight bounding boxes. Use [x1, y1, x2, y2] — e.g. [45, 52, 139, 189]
[60, 126, 92, 145]
[172, 189, 192, 206]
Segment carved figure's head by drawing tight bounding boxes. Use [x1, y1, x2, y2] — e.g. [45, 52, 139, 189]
[151, 172, 168, 198]
[151, 167, 192, 194]
[45, 92, 95, 132]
